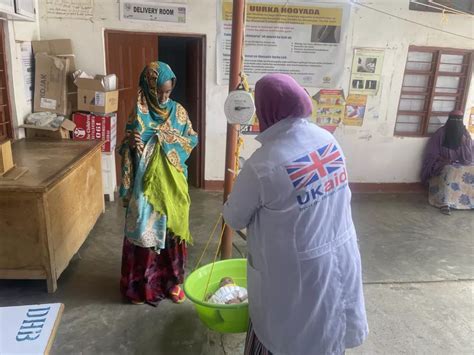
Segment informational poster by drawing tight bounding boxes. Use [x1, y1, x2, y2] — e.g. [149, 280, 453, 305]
[121, 2, 187, 23]
[469, 107, 474, 134]
[344, 94, 367, 126]
[312, 89, 345, 127]
[20, 42, 33, 106]
[241, 115, 260, 135]
[349, 48, 384, 96]
[46, 0, 94, 19]
[217, 0, 351, 86]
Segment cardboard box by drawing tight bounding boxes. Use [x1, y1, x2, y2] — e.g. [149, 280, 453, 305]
[0, 139, 14, 175]
[21, 119, 76, 140]
[32, 39, 76, 78]
[33, 53, 70, 115]
[32, 39, 77, 115]
[72, 112, 117, 152]
[32, 39, 74, 57]
[75, 77, 119, 114]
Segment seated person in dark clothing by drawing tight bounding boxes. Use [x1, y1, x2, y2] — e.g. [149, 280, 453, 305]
[421, 110, 473, 214]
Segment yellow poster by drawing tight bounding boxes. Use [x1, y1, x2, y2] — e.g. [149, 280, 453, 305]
[344, 95, 367, 126]
[222, 2, 342, 26]
[312, 89, 345, 128]
[218, 1, 351, 87]
[469, 107, 474, 134]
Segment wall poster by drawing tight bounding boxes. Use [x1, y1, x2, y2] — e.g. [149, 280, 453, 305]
[312, 89, 345, 128]
[349, 48, 384, 96]
[241, 115, 260, 135]
[343, 94, 367, 126]
[217, 0, 351, 87]
[20, 42, 33, 106]
[469, 107, 474, 134]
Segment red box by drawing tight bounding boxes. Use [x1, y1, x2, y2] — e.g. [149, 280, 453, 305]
[72, 112, 117, 152]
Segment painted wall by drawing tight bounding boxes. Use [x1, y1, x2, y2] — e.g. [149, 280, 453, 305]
[38, 0, 227, 181]
[3, 2, 40, 137]
[333, 1, 474, 183]
[36, 0, 473, 183]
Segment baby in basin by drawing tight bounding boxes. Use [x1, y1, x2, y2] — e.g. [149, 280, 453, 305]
[207, 277, 248, 305]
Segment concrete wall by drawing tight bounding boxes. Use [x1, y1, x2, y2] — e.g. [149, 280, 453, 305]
[3, 1, 40, 137]
[35, 0, 474, 183]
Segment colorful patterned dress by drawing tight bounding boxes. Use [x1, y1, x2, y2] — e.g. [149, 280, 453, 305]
[428, 165, 474, 210]
[119, 62, 198, 305]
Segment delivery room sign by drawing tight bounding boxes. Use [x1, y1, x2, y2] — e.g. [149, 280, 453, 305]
[121, 2, 187, 23]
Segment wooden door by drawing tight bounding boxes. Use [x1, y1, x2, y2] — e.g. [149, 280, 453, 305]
[0, 21, 13, 140]
[105, 31, 159, 178]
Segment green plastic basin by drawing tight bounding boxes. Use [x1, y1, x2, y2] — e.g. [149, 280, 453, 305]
[184, 258, 249, 333]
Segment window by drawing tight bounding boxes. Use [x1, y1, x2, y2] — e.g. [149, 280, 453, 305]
[409, 0, 474, 14]
[0, 21, 12, 140]
[395, 46, 473, 137]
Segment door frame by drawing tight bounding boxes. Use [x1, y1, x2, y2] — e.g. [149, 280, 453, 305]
[0, 21, 14, 140]
[104, 30, 207, 189]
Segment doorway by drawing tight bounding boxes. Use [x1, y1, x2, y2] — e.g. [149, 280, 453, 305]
[105, 31, 206, 188]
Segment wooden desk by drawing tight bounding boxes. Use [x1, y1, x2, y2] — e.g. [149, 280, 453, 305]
[0, 140, 104, 292]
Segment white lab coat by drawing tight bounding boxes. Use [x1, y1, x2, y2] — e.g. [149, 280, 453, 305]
[223, 118, 368, 355]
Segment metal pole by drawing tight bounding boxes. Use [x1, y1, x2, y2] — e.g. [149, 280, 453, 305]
[221, 0, 246, 259]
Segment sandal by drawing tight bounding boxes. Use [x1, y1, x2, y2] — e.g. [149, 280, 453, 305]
[131, 300, 145, 305]
[440, 206, 451, 215]
[170, 285, 186, 304]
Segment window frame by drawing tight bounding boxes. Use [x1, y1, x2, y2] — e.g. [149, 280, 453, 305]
[395, 45, 473, 137]
[408, 0, 474, 14]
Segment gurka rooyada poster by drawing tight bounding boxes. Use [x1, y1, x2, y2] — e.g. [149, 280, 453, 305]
[217, 0, 351, 87]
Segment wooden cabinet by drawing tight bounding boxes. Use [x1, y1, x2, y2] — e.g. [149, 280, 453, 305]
[0, 140, 104, 292]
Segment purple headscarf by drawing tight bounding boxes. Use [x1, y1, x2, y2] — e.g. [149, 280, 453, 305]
[255, 74, 313, 132]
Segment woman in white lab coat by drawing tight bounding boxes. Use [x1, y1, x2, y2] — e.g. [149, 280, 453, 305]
[223, 74, 368, 355]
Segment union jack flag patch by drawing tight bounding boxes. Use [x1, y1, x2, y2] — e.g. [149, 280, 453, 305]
[285, 143, 344, 190]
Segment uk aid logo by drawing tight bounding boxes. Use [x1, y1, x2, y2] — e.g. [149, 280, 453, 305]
[285, 143, 348, 208]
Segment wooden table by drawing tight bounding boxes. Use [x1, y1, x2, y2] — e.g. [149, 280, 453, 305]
[0, 140, 104, 292]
